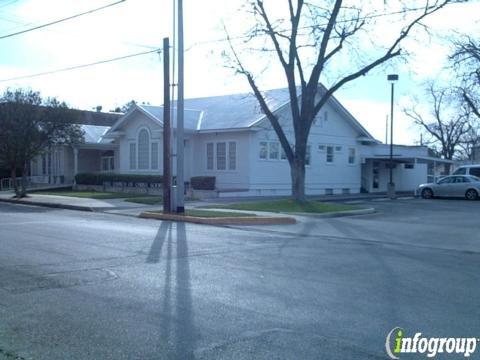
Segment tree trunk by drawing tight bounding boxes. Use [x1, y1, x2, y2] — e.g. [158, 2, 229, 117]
[444, 163, 451, 175]
[290, 158, 306, 202]
[11, 167, 19, 198]
[19, 162, 28, 198]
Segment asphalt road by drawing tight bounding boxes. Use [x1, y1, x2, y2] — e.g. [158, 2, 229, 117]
[0, 199, 479, 359]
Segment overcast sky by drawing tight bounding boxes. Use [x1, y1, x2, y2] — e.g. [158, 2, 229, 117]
[0, 0, 478, 144]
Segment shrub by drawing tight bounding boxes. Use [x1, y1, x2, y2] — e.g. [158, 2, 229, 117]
[190, 176, 215, 190]
[75, 173, 163, 186]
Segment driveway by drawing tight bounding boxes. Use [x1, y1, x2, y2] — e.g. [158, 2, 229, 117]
[0, 199, 478, 359]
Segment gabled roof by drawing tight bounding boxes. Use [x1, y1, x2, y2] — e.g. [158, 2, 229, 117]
[180, 87, 293, 131]
[324, 89, 378, 142]
[107, 105, 163, 133]
[140, 105, 203, 130]
[70, 109, 122, 126]
[105, 86, 376, 140]
[81, 125, 110, 143]
[72, 110, 122, 144]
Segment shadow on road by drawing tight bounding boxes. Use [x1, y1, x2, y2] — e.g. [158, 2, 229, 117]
[146, 221, 170, 263]
[146, 221, 196, 359]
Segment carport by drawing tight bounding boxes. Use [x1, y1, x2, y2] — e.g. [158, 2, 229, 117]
[361, 155, 456, 193]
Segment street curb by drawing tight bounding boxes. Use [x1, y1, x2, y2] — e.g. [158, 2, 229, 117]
[0, 198, 95, 212]
[290, 207, 376, 218]
[139, 211, 297, 225]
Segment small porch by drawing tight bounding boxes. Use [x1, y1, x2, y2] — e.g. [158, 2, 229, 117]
[71, 143, 119, 183]
[361, 155, 456, 193]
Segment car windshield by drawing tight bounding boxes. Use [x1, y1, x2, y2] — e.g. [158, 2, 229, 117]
[453, 167, 467, 175]
[438, 177, 452, 184]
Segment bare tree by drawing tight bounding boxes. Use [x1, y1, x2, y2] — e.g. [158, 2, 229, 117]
[456, 118, 480, 160]
[404, 84, 473, 171]
[451, 36, 480, 119]
[224, 0, 462, 201]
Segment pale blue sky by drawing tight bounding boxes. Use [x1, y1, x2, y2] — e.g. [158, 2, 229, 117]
[0, 0, 478, 144]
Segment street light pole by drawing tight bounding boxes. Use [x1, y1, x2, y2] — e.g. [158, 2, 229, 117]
[163, 37, 172, 213]
[176, 0, 185, 213]
[387, 74, 398, 199]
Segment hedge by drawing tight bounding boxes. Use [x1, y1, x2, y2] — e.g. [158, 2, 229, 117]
[190, 176, 215, 190]
[75, 173, 163, 186]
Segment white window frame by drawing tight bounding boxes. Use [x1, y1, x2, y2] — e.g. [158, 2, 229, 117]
[137, 127, 150, 170]
[269, 142, 280, 160]
[101, 156, 115, 172]
[326, 145, 334, 164]
[259, 141, 268, 160]
[206, 142, 214, 170]
[259, 141, 291, 162]
[206, 140, 237, 172]
[228, 141, 237, 170]
[348, 147, 356, 165]
[216, 142, 227, 170]
[129, 127, 161, 172]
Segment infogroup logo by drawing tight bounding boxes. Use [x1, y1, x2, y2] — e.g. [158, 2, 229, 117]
[385, 327, 479, 359]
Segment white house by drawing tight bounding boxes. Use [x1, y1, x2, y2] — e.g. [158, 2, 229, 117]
[28, 111, 121, 186]
[29, 87, 454, 196]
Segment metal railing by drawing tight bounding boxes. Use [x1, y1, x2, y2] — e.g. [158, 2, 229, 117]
[0, 177, 13, 191]
[0, 176, 66, 191]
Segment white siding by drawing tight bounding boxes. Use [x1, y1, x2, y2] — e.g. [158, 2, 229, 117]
[190, 132, 250, 189]
[247, 101, 362, 195]
[117, 112, 163, 175]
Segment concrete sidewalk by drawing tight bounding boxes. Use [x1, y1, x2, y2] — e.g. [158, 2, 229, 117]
[0, 192, 377, 220]
[0, 193, 157, 214]
[200, 191, 415, 204]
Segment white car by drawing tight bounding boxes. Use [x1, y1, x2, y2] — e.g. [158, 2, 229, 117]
[418, 175, 480, 200]
[452, 165, 480, 177]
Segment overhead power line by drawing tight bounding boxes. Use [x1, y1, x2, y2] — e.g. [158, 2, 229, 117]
[0, 0, 20, 11]
[0, 48, 160, 83]
[0, 0, 126, 40]
[0, 4, 441, 83]
[185, 5, 438, 50]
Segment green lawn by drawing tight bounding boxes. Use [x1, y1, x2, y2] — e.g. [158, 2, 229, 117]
[35, 190, 154, 200]
[202, 199, 359, 213]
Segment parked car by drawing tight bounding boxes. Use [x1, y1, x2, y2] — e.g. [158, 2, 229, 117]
[452, 164, 480, 177]
[418, 175, 480, 200]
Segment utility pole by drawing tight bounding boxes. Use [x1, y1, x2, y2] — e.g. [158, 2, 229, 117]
[176, 0, 185, 213]
[385, 115, 388, 144]
[387, 74, 399, 199]
[163, 37, 172, 213]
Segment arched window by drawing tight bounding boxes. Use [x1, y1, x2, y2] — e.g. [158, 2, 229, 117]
[137, 128, 150, 170]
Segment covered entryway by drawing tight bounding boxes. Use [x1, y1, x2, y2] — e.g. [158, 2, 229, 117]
[361, 156, 456, 193]
[70, 144, 119, 183]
